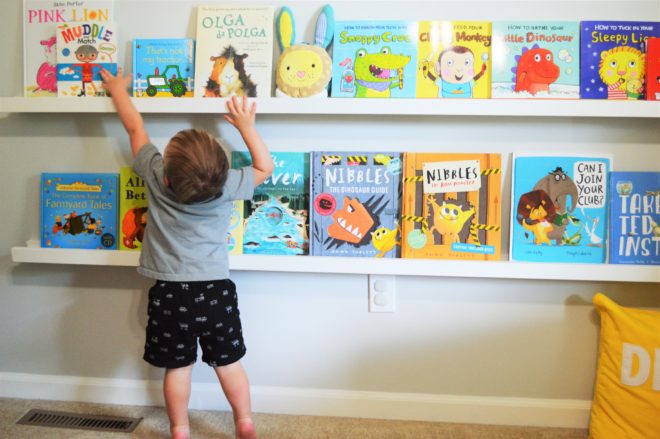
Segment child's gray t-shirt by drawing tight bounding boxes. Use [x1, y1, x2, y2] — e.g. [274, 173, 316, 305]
[134, 143, 254, 281]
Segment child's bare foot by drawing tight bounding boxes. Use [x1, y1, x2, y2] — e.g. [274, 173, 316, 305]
[236, 417, 256, 439]
[171, 425, 190, 439]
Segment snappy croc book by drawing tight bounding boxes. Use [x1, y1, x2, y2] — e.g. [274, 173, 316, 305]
[132, 38, 195, 97]
[119, 167, 147, 251]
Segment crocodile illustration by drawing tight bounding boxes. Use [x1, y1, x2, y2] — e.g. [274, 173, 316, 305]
[353, 46, 411, 98]
[512, 44, 560, 95]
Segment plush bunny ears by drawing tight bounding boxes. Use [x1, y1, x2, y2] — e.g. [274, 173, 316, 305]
[276, 4, 334, 52]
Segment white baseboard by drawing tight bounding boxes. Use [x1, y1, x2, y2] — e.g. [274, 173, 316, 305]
[0, 372, 591, 428]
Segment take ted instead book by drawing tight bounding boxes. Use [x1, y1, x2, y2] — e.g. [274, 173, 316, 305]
[580, 21, 660, 99]
[194, 4, 274, 98]
[331, 21, 418, 98]
[510, 155, 611, 263]
[56, 20, 118, 97]
[119, 167, 147, 251]
[41, 173, 118, 250]
[416, 21, 492, 99]
[133, 38, 195, 97]
[23, 0, 114, 97]
[492, 21, 579, 98]
[401, 153, 502, 260]
[232, 152, 309, 255]
[310, 152, 402, 258]
[609, 172, 659, 265]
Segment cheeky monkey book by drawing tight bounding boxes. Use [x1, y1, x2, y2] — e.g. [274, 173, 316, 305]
[119, 167, 147, 251]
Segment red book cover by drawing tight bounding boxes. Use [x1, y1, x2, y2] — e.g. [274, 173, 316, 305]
[646, 37, 660, 100]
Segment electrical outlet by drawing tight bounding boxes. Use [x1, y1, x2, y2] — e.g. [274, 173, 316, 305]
[368, 274, 395, 313]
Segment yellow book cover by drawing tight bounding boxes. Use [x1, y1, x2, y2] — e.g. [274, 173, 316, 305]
[228, 200, 244, 255]
[118, 167, 148, 251]
[401, 152, 501, 260]
[416, 21, 492, 98]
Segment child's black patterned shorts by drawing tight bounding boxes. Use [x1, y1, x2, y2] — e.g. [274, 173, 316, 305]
[143, 279, 246, 369]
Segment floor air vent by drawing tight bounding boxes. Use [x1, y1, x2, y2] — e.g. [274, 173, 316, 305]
[16, 409, 142, 433]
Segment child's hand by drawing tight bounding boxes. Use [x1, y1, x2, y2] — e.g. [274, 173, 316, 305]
[224, 96, 256, 134]
[100, 67, 131, 95]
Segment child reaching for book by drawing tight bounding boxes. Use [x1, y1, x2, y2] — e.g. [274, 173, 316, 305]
[100, 67, 273, 439]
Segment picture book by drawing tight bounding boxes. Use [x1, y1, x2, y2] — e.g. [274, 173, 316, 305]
[227, 200, 244, 255]
[401, 153, 502, 260]
[132, 38, 195, 98]
[645, 37, 660, 100]
[510, 155, 611, 263]
[416, 21, 492, 99]
[609, 172, 659, 265]
[194, 5, 274, 98]
[23, 0, 114, 97]
[331, 21, 418, 98]
[492, 21, 579, 99]
[310, 152, 402, 258]
[56, 20, 118, 97]
[41, 173, 118, 250]
[580, 21, 660, 99]
[118, 167, 147, 251]
[232, 152, 309, 255]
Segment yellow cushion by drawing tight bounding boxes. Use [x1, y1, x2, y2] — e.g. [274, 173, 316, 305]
[590, 293, 660, 439]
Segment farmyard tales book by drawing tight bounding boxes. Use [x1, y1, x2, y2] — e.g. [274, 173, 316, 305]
[41, 173, 118, 249]
[132, 39, 195, 98]
[56, 20, 118, 97]
[609, 172, 659, 265]
[331, 21, 418, 98]
[416, 21, 492, 99]
[580, 21, 660, 99]
[401, 153, 502, 260]
[492, 21, 579, 98]
[310, 152, 402, 258]
[232, 152, 309, 255]
[23, 0, 114, 97]
[646, 37, 660, 100]
[510, 155, 611, 263]
[119, 167, 147, 251]
[194, 5, 274, 98]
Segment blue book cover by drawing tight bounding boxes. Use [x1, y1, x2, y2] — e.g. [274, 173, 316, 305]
[492, 21, 580, 98]
[580, 21, 660, 99]
[41, 173, 118, 249]
[331, 21, 418, 98]
[132, 38, 195, 97]
[310, 152, 402, 257]
[232, 152, 309, 255]
[510, 155, 611, 263]
[609, 172, 660, 265]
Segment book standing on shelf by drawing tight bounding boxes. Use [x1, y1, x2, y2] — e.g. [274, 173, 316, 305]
[228, 200, 244, 255]
[41, 173, 118, 250]
[132, 38, 195, 98]
[645, 37, 660, 100]
[492, 21, 579, 99]
[310, 152, 402, 258]
[119, 167, 147, 251]
[609, 172, 659, 265]
[510, 154, 611, 263]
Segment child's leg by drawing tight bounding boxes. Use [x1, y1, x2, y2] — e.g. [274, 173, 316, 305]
[164, 365, 193, 439]
[214, 361, 256, 439]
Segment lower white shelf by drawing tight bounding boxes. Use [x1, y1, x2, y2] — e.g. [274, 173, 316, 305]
[10, 244, 659, 283]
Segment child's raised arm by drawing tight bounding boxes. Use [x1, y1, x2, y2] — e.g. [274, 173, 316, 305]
[100, 67, 149, 157]
[224, 96, 274, 186]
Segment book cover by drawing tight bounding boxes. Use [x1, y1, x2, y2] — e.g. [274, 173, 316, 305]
[645, 37, 660, 100]
[609, 172, 659, 265]
[401, 153, 502, 260]
[56, 20, 118, 97]
[118, 167, 147, 251]
[331, 21, 418, 98]
[416, 21, 492, 99]
[580, 21, 660, 99]
[310, 152, 402, 258]
[41, 173, 118, 249]
[510, 155, 611, 263]
[132, 38, 195, 98]
[194, 5, 274, 98]
[227, 200, 244, 255]
[492, 21, 579, 99]
[232, 152, 309, 255]
[23, 0, 114, 97]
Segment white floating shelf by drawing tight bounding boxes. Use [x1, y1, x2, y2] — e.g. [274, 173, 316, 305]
[11, 245, 659, 283]
[2, 97, 659, 118]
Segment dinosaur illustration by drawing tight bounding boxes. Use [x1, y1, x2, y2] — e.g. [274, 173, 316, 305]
[352, 47, 411, 97]
[512, 44, 560, 95]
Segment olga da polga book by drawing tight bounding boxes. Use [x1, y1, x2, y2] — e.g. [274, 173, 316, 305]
[133, 38, 195, 97]
[401, 153, 502, 260]
[41, 173, 118, 250]
[119, 167, 147, 251]
[416, 21, 492, 98]
[310, 152, 402, 258]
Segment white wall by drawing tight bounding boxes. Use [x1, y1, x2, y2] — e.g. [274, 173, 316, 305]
[1, 0, 659, 427]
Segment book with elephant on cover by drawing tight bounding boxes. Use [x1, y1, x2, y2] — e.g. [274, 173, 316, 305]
[510, 154, 612, 263]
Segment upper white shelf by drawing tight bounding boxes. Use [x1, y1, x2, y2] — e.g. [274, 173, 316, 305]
[2, 97, 659, 118]
[11, 244, 660, 283]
